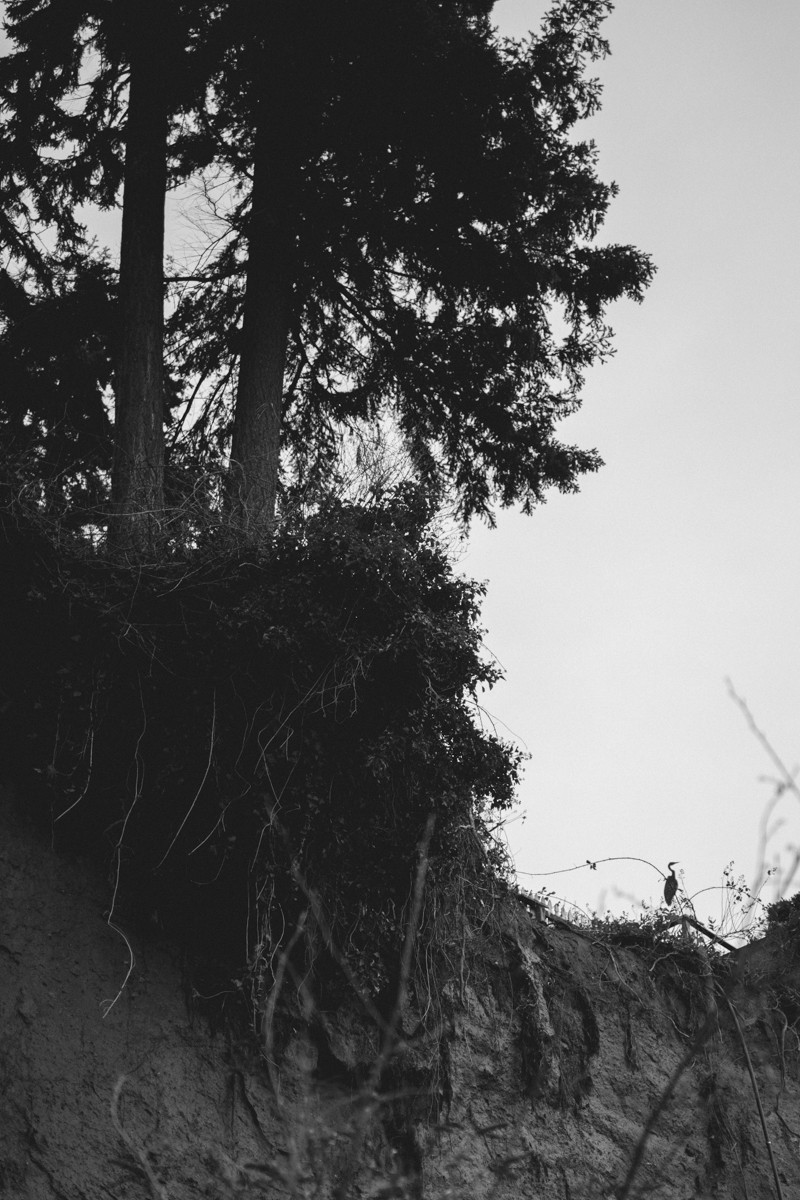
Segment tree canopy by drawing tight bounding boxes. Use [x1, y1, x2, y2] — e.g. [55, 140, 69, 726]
[0, 0, 653, 548]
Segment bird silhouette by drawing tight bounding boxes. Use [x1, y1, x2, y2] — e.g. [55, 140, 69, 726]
[664, 862, 679, 907]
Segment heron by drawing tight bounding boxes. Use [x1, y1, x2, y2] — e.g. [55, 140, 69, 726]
[664, 862, 679, 907]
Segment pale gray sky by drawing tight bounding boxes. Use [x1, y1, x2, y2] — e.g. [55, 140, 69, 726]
[465, 0, 800, 925]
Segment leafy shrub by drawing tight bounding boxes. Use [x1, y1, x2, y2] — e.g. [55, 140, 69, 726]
[766, 891, 800, 930]
[0, 483, 520, 1003]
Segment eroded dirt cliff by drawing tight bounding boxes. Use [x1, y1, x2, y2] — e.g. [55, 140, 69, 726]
[2, 792, 800, 1199]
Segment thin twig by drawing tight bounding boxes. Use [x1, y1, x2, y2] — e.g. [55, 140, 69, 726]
[54, 707, 96, 822]
[262, 910, 309, 1105]
[727, 678, 800, 906]
[727, 680, 800, 802]
[110, 1076, 169, 1200]
[516, 854, 667, 882]
[721, 991, 785, 1200]
[331, 815, 436, 1200]
[286, 855, 393, 1038]
[155, 689, 216, 868]
[101, 676, 149, 1017]
[616, 1011, 719, 1199]
[370, 813, 436, 1088]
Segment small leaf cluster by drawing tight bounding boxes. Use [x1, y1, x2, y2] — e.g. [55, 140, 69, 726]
[766, 891, 800, 932]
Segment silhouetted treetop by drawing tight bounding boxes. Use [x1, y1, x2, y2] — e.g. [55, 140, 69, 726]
[1, 0, 653, 544]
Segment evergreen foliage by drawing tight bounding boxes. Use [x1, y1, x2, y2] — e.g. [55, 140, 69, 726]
[1, 0, 653, 544]
[0, 249, 115, 520]
[176, 0, 654, 530]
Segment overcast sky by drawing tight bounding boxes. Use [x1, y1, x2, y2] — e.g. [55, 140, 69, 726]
[463, 0, 800, 927]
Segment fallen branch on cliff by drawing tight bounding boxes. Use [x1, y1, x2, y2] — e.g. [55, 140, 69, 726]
[515, 891, 739, 952]
[659, 914, 738, 953]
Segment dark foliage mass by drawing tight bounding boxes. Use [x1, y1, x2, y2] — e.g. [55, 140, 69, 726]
[0, 486, 520, 989]
[0, 0, 651, 1006]
[767, 892, 800, 930]
[0, 252, 116, 517]
[174, 0, 655, 522]
[1, 0, 653, 539]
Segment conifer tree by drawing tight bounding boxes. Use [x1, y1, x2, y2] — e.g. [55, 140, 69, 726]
[173, 0, 653, 542]
[0, 0, 209, 552]
[2, 0, 653, 549]
[107, 0, 168, 553]
[0, 247, 115, 520]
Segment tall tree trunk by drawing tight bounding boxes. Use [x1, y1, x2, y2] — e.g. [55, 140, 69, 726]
[109, 8, 167, 556]
[228, 102, 295, 546]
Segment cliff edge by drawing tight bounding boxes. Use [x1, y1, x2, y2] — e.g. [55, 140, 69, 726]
[2, 792, 798, 1200]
